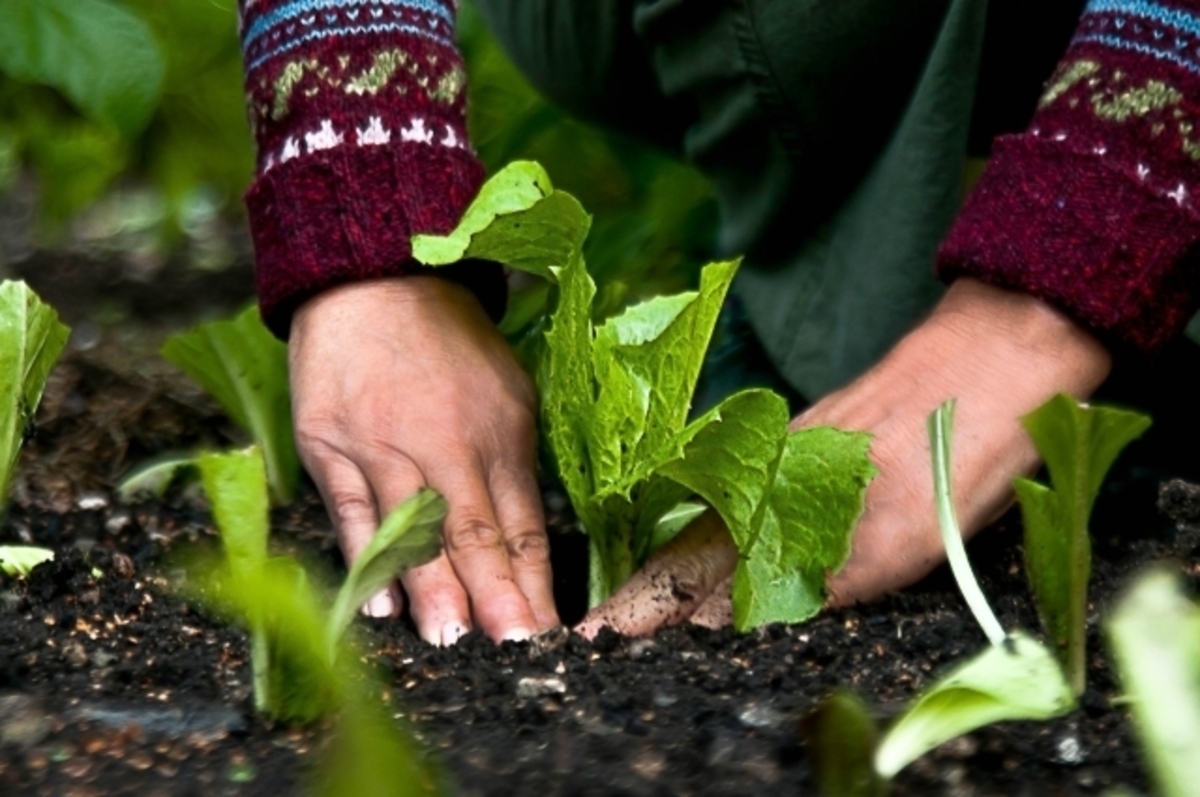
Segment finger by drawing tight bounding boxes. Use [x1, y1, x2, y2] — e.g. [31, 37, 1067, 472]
[689, 575, 733, 629]
[490, 466, 559, 631]
[306, 454, 405, 619]
[575, 511, 738, 639]
[362, 456, 472, 645]
[428, 455, 539, 642]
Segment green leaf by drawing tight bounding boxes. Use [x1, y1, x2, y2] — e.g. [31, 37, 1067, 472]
[315, 697, 444, 797]
[197, 448, 270, 581]
[803, 691, 888, 797]
[874, 631, 1074, 778]
[412, 160, 590, 279]
[162, 306, 299, 504]
[327, 489, 446, 653]
[1016, 394, 1150, 695]
[1107, 569, 1200, 797]
[648, 501, 708, 555]
[0, 281, 70, 506]
[0, 546, 54, 577]
[115, 453, 196, 500]
[0, 0, 164, 136]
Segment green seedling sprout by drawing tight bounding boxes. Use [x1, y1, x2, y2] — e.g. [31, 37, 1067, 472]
[412, 161, 875, 627]
[806, 401, 1075, 795]
[1107, 569, 1200, 797]
[1013, 394, 1150, 696]
[0, 281, 70, 510]
[162, 306, 299, 505]
[0, 545, 54, 577]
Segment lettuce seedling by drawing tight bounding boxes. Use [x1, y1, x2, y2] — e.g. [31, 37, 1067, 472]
[1107, 568, 1200, 797]
[0, 281, 70, 509]
[191, 447, 444, 718]
[0, 545, 54, 577]
[162, 306, 299, 504]
[805, 401, 1075, 795]
[413, 162, 875, 627]
[1013, 394, 1150, 696]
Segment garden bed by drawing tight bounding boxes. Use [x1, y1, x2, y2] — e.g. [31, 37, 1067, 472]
[1, 255, 1198, 796]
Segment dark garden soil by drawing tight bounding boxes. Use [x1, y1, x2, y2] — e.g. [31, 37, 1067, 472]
[3, 247, 1200, 796]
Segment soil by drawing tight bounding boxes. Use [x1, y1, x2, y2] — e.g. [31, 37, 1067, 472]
[2, 243, 1200, 796]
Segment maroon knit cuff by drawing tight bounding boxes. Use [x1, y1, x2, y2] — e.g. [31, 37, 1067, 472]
[938, 136, 1200, 353]
[247, 141, 504, 338]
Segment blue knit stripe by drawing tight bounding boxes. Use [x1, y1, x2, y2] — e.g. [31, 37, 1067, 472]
[1084, 0, 1200, 38]
[247, 22, 453, 71]
[1075, 33, 1200, 74]
[243, 0, 452, 53]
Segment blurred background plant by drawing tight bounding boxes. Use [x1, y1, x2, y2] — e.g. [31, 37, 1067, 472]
[0, 0, 716, 307]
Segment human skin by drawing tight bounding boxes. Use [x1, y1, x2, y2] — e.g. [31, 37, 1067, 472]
[289, 275, 559, 645]
[575, 277, 1114, 636]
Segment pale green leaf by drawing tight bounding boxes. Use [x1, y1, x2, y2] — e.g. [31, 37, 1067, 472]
[0, 0, 164, 136]
[411, 161, 590, 279]
[0, 545, 54, 577]
[0, 281, 70, 504]
[803, 691, 888, 797]
[1017, 394, 1150, 694]
[649, 501, 708, 555]
[162, 306, 298, 504]
[116, 453, 195, 500]
[197, 447, 270, 582]
[875, 631, 1074, 778]
[327, 489, 446, 652]
[1107, 569, 1200, 797]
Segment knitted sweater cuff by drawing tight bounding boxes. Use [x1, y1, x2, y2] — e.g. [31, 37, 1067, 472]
[938, 135, 1200, 352]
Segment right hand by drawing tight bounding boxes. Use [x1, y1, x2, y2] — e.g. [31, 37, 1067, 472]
[288, 276, 560, 645]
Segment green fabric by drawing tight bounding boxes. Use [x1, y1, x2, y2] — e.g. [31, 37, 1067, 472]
[475, 0, 989, 399]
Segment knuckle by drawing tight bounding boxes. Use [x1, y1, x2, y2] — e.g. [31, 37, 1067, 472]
[328, 491, 377, 529]
[445, 518, 505, 553]
[505, 529, 551, 565]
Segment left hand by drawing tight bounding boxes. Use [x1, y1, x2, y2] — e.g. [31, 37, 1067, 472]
[576, 278, 1113, 637]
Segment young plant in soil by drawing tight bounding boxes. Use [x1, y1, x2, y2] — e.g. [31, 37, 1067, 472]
[0, 545, 54, 577]
[805, 401, 1075, 795]
[162, 306, 299, 504]
[1013, 394, 1150, 696]
[185, 446, 447, 795]
[1107, 568, 1200, 797]
[411, 161, 876, 627]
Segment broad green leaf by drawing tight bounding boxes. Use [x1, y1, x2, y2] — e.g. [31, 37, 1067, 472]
[0, 0, 164, 136]
[412, 160, 590, 279]
[316, 696, 444, 797]
[0, 546, 54, 577]
[1016, 394, 1150, 695]
[197, 447, 270, 581]
[162, 306, 299, 504]
[649, 501, 708, 555]
[538, 250, 599, 522]
[0, 281, 70, 506]
[874, 631, 1074, 778]
[327, 489, 446, 653]
[803, 691, 888, 797]
[115, 453, 195, 500]
[1107, 569, 1200, 797]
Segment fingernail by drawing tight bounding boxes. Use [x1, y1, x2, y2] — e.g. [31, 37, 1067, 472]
[440, 622, 467, 646]
[363, 590, 394, 618]
[502, 627, 534, 643]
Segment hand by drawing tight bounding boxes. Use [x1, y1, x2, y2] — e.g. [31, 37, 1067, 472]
[289, 276, 559, 645]
[576, 278, 1113, 636]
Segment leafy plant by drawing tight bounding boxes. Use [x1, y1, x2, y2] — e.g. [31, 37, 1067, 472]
[0, 546, 54, 577]
[1013, 394, 1150, 696]
[413, 161, 875, 627]
[0, 281, 71, 507]
[162, 306, 299, 505]
[1106, 568, 1200, 797]
[805, 401, 1075, 794]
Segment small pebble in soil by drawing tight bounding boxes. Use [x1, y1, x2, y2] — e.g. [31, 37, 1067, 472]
[737, 703, 785, 729]
[0, 693, 52, 748]
[1056, 734, 1085, 765]
[516, 676, 567, 700]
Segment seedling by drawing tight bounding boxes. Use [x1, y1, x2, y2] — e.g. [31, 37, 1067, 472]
[1013, 394, 1149, 696]
[1107, 568, 1200, 797]
[805, 401, 1075, 795]
[162, 306, 299, 504]
[413, 162, 876, 628]
[0, 545, 54, 577]
[0, 281, 70, 509]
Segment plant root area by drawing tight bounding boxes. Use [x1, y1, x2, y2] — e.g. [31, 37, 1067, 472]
[3, 253, 1200, 795]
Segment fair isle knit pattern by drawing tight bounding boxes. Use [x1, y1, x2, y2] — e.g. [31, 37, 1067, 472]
[238, 0, 494, 338]
[939, 0, 1200, 352]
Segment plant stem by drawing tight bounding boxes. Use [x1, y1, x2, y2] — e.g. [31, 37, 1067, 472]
[587, 517, 636, 608]
[929, 401, 1007, 646]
